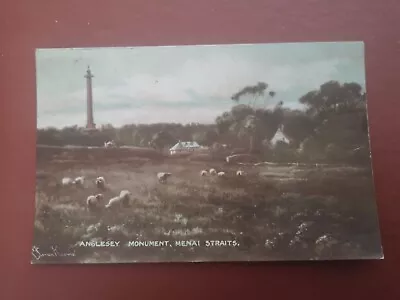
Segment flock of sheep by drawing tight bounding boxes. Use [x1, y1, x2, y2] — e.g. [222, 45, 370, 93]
[155, 167, 245, 185]
[60, 175, 132, 212]
[58, 167, 245, 213]
[200, 168, 244, 177]
[157, 167, 245, 184]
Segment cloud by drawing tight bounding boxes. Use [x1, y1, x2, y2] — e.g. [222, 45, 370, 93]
[107, 55, 343, 106]
[264, 59, 344, 91]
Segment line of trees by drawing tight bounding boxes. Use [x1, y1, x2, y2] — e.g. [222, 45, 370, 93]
[37, 80, 371, 164]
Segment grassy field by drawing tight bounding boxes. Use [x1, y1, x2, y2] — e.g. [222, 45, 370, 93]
[33, 153, 382, 264]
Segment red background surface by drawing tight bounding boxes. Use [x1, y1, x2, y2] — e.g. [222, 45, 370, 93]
[1, 0, 399, 299]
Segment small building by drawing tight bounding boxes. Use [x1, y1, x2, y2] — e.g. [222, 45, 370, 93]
[169, 141, 201, 155]
[270, 126, 291, 146]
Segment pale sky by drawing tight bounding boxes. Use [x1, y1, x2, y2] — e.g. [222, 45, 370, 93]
[36, 42, 366, 129]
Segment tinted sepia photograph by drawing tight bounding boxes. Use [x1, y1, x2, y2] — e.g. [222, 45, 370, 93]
[33, 42, 383, 264]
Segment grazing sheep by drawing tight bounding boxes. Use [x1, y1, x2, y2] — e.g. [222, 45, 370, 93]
[105, 190, 132, 209]
[157, 172, 172, 183]
[95, 176, 106, 189]
[73, 176, 85, 186]
[119, 190, 131, 198]
[119, 190, 132, 207]
[61, 177, 73, 186]
[105, 196, 121, 209]
[209, 168, 217, 175]
[236, 170, 244, 176]
[86, 194, 103, 212]
[200, 170, 208, 176]
[217, 171, 226, 177]
[86, 195, 96, 206]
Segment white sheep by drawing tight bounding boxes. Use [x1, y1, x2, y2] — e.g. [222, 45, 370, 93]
[119, 190, 132, 206]
[95, 176, 106, 189]
[86, 195, 96, 206]
[236, 170, 244, 176]
[105, 190, 132, 209]
[86, 194, 104, 211]
[61, 177, 73, 186]
[217, 171, 226, 177]
[73, 176, 85, 186]
[105, 196, 121, 209]
[200, 170, 208, 176]
[209, 168, 217, 175]
[119, 190, 131, 198]
[157, 172, 172, 183]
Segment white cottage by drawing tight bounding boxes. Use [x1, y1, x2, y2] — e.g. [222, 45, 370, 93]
[270, 126, 291, 146]
[169, 141, 201, 155]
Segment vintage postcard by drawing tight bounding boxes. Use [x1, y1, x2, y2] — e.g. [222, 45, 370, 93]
[33, 42, 383, 264]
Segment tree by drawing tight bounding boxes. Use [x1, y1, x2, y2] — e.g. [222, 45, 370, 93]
[37, 127, 63, 146]
[299, 81, 365, 117]
[214, 96, 284, 155]
[192, 130, 218, 146]
[150, 130, 176, 152]
[242, 115, 260, 153]
[231, 82, 275, 108]
[282, 109, 316, 147]
[297, 81, 369, 162]
[256, 101, 285, 141]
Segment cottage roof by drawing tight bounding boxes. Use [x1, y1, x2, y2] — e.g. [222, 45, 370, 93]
[170, 141, 200, 151]
[271, 127, 290, 144]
